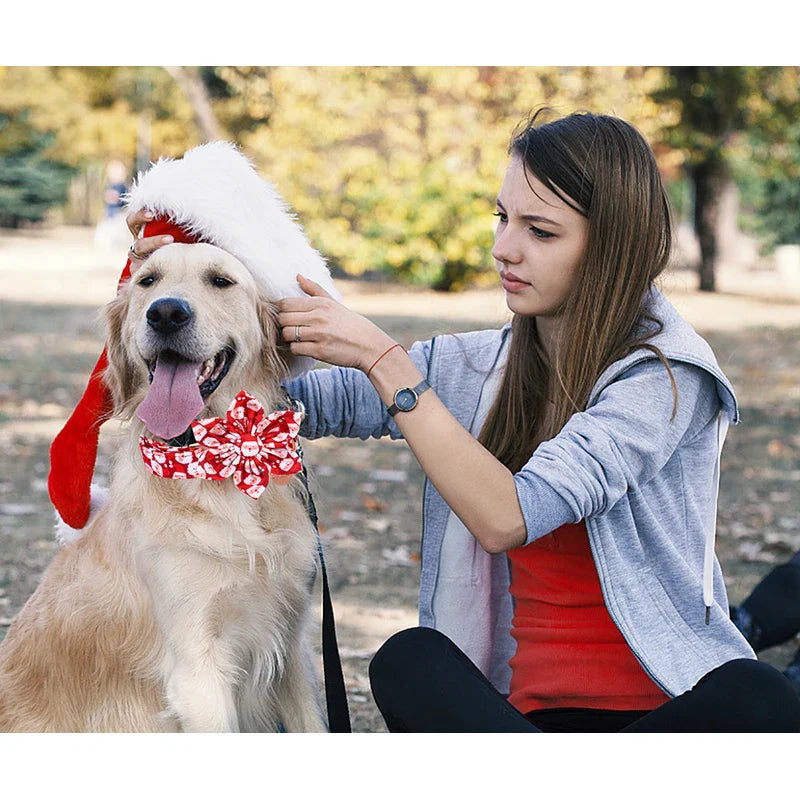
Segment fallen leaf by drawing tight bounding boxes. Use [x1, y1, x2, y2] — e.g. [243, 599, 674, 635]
[361, 494, 388, 512]
[767, 439, 790, 457]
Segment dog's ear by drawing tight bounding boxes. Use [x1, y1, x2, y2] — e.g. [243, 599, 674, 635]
[257, 293, 293, 382]
[103, 291, 138, 415]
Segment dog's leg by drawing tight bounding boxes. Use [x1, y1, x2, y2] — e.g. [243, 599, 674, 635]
[143, 551, 242, 733]
[273, 616, 327, 733]
[163, 658, 241, 733]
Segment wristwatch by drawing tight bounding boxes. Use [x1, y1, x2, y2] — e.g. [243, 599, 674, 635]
[387, 380, 430, 417]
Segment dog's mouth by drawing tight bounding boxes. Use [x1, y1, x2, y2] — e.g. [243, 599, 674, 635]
[136, 348, 234, 442]
[147, 348, 233, 400]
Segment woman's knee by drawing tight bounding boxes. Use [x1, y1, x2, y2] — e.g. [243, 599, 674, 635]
[368, 627, 454, 728]
[701, 658, 800, 731]
[369, 627, 449, 693]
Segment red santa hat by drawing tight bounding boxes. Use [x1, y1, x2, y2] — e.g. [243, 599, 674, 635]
[49, 141, 338, 532]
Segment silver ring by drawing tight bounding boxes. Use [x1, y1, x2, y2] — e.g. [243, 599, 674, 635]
[128, 241, 146, 261]
[294, 326, 302, 343]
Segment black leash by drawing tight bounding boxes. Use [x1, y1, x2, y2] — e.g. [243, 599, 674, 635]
[286, 389, 350, 733]
[302, 467, 352, 733]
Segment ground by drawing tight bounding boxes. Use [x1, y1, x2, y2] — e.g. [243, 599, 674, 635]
[1, 225, 799, 732]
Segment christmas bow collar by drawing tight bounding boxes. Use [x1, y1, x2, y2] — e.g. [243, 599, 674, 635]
[139, 390, 303, 499]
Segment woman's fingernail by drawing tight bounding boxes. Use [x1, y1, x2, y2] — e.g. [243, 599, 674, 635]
[144, 211, 154, 218]
[162, 236, 174, 244]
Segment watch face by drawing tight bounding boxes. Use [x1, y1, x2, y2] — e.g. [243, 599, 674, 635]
[394, 387, 417, 411]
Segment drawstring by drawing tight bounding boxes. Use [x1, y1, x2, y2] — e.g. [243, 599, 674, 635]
[704, 411, 730, 624]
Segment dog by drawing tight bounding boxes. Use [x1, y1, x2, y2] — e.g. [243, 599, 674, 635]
[0, 242, 326, 732]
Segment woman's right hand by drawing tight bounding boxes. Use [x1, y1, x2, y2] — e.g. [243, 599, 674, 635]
[126, 208, 174, 264]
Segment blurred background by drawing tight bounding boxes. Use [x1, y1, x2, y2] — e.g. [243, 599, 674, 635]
[1, 65, 799, 292]
[1, 66, 799, 732]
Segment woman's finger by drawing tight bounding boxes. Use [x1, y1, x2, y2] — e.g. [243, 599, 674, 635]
[276, 309, 319, 328]
[281, 325, 314, 344]
[297, 274, 334, 299]
[286, 342, 320, 359]
[275, 296, 323, 313]
[129, 234, 175, 265]
[126, 208, 154, 238]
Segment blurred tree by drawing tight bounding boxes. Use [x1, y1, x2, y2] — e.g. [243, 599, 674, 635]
[197, 66, 275, 140]
[735, 108, 800, 250]
[0, 110, 74, 227]
[237, 66, 668, 290]
[0, 66, 201, 223]
[164, 66, 221, 143]
[0, 65, 676, 289]
[652, 66, 799, 291]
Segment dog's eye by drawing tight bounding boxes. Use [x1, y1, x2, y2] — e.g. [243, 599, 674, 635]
[211, 276, 234, 288]
[138, 276, 156, 287]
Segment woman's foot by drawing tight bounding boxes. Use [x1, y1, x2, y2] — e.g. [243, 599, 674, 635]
[785, 648, 800, 697]
[732, 553, 800, 651]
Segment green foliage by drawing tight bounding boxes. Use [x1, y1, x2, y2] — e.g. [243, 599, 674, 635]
[653, 67, 799, 165]
[651, 67, 800, 288]
[0, 111, 74, 227]
[7, 65, 748, 289]
[236, 66, 668, 290]
[735, 121, 800, 248]
[754, 177, 800, 246]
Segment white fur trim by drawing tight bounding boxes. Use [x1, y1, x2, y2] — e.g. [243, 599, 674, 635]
[54, 484, 108, 546]
[125, 141, 340, 303]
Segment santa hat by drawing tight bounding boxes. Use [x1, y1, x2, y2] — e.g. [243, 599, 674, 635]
[49, 141, 338, 531]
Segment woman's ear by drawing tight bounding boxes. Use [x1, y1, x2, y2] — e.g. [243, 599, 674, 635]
[257, 293, 292, 382]
[102, 292, 138, 414]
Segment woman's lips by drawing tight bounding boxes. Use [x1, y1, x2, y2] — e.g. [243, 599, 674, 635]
[500, 271, 530, 292]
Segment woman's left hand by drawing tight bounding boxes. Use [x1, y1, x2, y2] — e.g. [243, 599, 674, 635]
[276, 275, 397, 372]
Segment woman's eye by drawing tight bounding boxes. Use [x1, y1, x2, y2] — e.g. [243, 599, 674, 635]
[493, 211, 508, 223]
[211, 276, 234, 288]
[531, 226, 555, 240]
[138, 275, 156, 287]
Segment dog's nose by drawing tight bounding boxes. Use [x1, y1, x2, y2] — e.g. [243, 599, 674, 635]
[146, 298, 193, 335]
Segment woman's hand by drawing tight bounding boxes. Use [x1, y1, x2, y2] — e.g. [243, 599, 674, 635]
[126, 209, 174, 264]
[280, 278, 527, 553]
[276, 275, 397, 372]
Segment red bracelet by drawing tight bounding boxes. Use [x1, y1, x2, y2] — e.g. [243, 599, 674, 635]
[366, 343, 406, 379]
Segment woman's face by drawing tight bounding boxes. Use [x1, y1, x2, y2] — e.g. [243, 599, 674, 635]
[492, 157, 589, 318]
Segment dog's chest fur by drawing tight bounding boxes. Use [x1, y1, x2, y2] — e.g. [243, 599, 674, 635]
[0, 441, 322, 732]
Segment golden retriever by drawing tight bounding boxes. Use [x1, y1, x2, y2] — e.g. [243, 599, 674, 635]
[0, 242, 326, 732]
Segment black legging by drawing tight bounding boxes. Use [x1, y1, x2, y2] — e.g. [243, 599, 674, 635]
[731, 551, 800, 652]
[369, 627, 800, 733]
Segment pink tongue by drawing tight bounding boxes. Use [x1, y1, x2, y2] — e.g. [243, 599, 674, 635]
[136, 356, 205, 440]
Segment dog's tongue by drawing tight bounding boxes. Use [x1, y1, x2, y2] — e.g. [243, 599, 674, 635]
[136, 354, 205, 440]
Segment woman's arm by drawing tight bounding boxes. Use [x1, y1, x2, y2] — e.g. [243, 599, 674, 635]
[283, 341, 429, 442]
[513, 359, 721, 544]
[277, 276, 527, 554]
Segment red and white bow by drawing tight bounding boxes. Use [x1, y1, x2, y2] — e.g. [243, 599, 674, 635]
[139, 391, 303, 499]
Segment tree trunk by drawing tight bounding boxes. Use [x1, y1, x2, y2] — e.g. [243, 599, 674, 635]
[692, 156, 728, 292]
[164, 66, 222, 143]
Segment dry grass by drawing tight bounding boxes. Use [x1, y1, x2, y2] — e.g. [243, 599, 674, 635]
[1, 224, 799, 731]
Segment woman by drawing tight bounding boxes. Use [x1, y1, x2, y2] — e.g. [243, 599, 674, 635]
[129, 111, 800, 732]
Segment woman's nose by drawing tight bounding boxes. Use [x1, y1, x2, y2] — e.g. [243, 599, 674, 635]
[492, 225, 521, 264]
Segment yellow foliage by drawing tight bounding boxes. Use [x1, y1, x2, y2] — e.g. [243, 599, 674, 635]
[3, 65, 684, 287]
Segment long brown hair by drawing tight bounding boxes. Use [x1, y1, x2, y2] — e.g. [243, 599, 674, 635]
[479, 110, 676, 473]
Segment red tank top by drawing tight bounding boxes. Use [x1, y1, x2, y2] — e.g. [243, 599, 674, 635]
[507, 521, 669, 714]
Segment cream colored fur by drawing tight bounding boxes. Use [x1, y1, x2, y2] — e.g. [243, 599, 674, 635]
[0, 244, 326, 732]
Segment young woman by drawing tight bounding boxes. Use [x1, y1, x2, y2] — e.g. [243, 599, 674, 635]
[128, 111, 800, 732]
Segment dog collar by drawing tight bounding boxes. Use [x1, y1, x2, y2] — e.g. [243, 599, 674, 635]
[139, 390, 303, 499]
